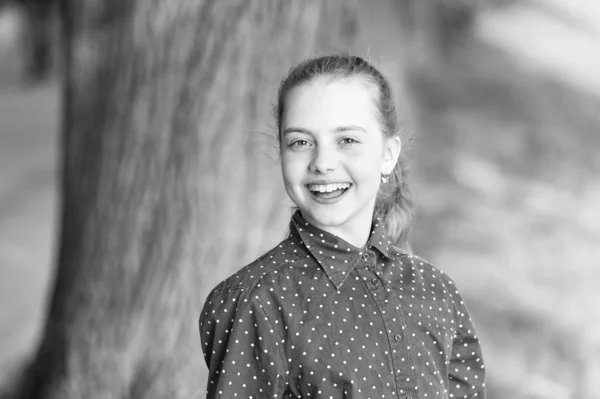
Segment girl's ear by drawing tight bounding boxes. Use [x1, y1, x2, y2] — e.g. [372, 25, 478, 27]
[382, 136, 401, 174]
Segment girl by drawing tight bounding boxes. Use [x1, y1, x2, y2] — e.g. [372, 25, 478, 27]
[199, 55, 485, 399]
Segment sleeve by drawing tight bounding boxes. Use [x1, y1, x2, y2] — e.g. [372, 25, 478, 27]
[199, 288, 288, 399]
[445, 277, 486, 398]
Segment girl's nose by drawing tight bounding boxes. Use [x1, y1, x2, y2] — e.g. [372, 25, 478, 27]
[309, 145, 338, 173]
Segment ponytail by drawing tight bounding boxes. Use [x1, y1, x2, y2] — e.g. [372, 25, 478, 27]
[375, 153, 413, 250]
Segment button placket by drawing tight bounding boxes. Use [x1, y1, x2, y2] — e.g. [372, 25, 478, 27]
[387, 287, 420, 399]
[356, 265, 414, 398]
[360, 249, 377, 265]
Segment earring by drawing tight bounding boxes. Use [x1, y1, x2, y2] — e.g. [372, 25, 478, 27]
[381, 174, 389, 184]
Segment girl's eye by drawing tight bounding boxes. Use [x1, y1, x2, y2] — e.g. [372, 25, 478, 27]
[341, 137, 358, 145]
[290, 139, 311, 147]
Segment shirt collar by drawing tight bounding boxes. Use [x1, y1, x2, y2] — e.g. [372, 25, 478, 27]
[289, 210, 394, 289]
[368, 217, 394, 259]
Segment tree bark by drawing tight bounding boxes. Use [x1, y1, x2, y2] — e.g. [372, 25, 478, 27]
[13, 1, 357, 398]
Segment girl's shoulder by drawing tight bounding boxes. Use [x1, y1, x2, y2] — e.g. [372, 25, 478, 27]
[389, 246, 456, 285]
[389, 245, 434, 268]
[204, 236, 307, 302]
[388, 250, 470, 316]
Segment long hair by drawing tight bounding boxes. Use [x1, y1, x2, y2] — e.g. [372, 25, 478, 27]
[275, 54, 413, 248]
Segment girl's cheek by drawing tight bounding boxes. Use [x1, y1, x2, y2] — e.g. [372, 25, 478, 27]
[281, 157, 303, 176]
[283, 148, 311, 163]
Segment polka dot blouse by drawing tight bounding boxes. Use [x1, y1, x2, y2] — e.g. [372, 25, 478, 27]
[199, 211, 486, 398]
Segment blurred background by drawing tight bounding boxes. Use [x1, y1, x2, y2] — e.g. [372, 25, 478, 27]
[0, 1, 599, 398]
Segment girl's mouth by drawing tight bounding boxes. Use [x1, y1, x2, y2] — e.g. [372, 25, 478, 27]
[306, 182, 351, 201]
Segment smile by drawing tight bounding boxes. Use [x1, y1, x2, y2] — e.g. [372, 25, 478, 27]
[307, 182, 351, 193]
[306, 182, 352, 203]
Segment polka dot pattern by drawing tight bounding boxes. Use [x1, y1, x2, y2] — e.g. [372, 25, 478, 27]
[199, 211, 486, 398]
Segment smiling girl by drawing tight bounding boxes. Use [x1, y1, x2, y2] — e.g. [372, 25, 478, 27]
[199, 55, 486, 399]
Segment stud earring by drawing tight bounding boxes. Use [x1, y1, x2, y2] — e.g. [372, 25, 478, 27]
[381, 174, 389, 184]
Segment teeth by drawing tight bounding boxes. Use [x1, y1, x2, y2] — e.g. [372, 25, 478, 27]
[308, 183, 351, 193]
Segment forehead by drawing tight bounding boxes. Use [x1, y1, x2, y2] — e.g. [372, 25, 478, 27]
[282, 76, 380, 130]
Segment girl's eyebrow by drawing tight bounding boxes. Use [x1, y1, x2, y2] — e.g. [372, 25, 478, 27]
[282, 125, 367, 136]
[282, 127, 312, 136]
[334, 125, 367, 133]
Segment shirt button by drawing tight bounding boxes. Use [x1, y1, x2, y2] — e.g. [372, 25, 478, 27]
[371, 278, 378, 285]
[362, 252, 370, 260]
[394, 333, 402, 341]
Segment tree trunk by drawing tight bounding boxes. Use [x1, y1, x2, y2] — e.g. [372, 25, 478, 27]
[13, 0, 357, 398]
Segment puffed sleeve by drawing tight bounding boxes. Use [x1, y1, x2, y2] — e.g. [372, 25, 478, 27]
[199, 288, 288, 398]
[446, 277, 486, 398]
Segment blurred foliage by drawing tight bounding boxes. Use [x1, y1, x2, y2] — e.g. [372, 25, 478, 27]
[406, 17, 600, 399]
[0, 0, 57, 84]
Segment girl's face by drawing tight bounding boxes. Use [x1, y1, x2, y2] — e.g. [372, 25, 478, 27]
[280, 76, 400, 242]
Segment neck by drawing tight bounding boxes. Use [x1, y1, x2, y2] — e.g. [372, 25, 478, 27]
[301, 209, 374, 249]
[337, 221, 371, 249]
